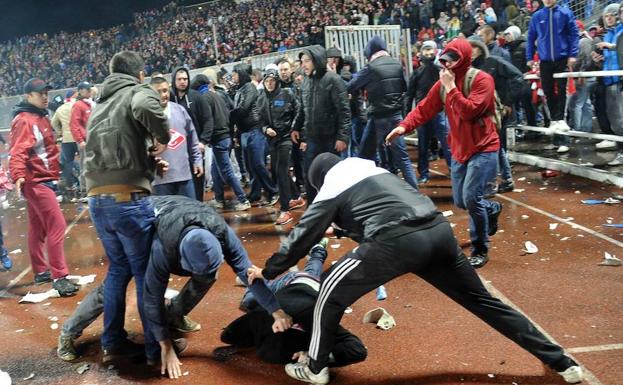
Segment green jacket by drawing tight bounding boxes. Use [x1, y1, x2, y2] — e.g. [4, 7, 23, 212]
[84, 73, 170, 192]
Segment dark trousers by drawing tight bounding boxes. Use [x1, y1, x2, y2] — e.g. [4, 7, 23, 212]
[192, 173, 205, 201]
[594, 81, 613, 135]
[308, 218, 568, 372]
[303, 139, 338, 204]
[291, 143, 305, 193]
[270, 141, 297, 211]
[539, 59, 568, 121]
[61, 142, 79, 189]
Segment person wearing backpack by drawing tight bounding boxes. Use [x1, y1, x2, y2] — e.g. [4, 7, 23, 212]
[386, 38, 502, 269]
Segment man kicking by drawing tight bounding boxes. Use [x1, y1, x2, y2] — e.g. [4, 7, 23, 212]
[248, 153, 583, 385]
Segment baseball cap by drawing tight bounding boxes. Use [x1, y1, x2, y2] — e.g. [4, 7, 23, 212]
[23, 78, 52, 94]
[439, 50, 460, 64]
[77, 81, 92, 90]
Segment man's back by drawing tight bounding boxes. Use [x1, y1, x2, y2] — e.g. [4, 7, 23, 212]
[366, 55, 406, 118]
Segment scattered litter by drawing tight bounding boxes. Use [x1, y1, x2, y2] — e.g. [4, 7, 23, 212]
[164, 288, 179, 300]
[599, 252, 622, 267]
[66, 274, 96, 286]
[564, 217, 575, 222]
[48, 316, 58, 322]
[50, 323, 58, 330]
[517, 177, 526, 181]
[602, 223, 623, 228]
[442, 210, 454, 217]
[574, 190, 581, 194]
[9, 248, 22, 254]
[19, 289, 60, 304]
[512, 188, 525, 192]
[541, 170, 559, 178]
[582, 198, 621, 205]
[330, 244, 340, 249]
[488, 374, 495, 378]
[579, 162, 594, 167]
[404, 304, 412, 308]
[521, 215, 529, 219]
[22, 373, 34, 381]
[76, 363, 90, 375]
[42, 302, 51, 307]
[560, 237, 570, 241]
[539, 187, 548, 191]
[182, 371, 189, 376]
[0, 370, 11, 385]
[15, 329, 24, 333]
[362, 307, 396, 330]
[549, 223, 558, 230]
[344, 307, 353, 314]
[523, 241, 538, 254]
[605, 197, 621, 204]
[376, 286, 387, 301]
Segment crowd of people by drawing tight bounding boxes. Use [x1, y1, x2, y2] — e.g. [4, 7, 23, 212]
[2, 0, 623, 383]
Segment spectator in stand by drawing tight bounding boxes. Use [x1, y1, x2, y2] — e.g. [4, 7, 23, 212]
[9, 78, 79, 296]
[150, 75, 203, 198]
[51, 92, 78, 196]
[526, 0, 579, 141]
[503, 26, 537, 127]
[567, 22, 597, 133]
[477, 25, 511, 61]
[69, 81, 94, 198]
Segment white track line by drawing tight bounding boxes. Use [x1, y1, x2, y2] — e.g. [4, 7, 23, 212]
[0, 207, 87, 297]
[567, 343, 623, 354]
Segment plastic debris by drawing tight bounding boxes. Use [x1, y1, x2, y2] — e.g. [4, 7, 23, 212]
[15, 329, 24, 333]
[76, 363, 90, 375]
[22, 373, 34, 381]
[376, 286, 387, 301]
[164, 288, 180, 300]
[521, 215, 529, 219]
[182, 371, 189, 376]
[488, 374, 495, 378]
[523, 241, 538, 254]
[66, 274, 96, 286]
[344, 307, 353, 314]
[602, 223, 623, 228]
[0, 369, 11, 385]
[574, 191, 581, 194]
[599, 252, 622, 267]
[9, 249, 22, 254]
[48, 316, 58, 322]
[512, 188, 525, 192]
[19, 289, 60, 304]
[582, 198, 621, 205]
[362, 307, 396, 330]
[541, 170, 559, 178]
[549, 223, 558, 230]
[330, 244, 340, 249]
[50, 323, 58, 330]
[442, 210, 454, 217]
[517, 177, 526, 181]
[560, 237, 570, 241]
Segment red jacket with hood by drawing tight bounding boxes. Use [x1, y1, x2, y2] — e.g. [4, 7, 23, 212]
[9, 101, 60, 184]
[70, 98, 91, 144]
[400, 39, 500, 164]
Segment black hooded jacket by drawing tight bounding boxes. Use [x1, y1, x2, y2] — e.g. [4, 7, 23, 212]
[171, 66, 213, 144]
[297, 46, 351, 143]
[191, 75, 231, 144]
[342, 56, 367, 122]
[506, 38, 529, 73]
[471, 40, 525, 106]
[12, 101, 48, 118]
[257, 80, 301, 145]
[231, 63, 262, 132]
[405, 56, 441, 114]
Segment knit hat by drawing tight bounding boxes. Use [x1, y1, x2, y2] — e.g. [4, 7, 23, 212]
[503, 25, 522, 40]
[602, 3, 620, 16]
[421, 40, 438, 51]
[308, 153, 342, 191]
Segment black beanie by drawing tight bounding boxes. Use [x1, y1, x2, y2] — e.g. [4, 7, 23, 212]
[308, 153, 342, 191]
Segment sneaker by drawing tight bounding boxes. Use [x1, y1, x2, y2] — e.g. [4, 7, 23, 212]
[208, 199, 225, 209]
[557, 145, 570, 154]
[595, 140, 617, 151]
[417, 176, 430, 184]
[0, 248, 12, 271]
[551, 120, 571, 132]
[52, 277, 79, 297]
[275, 211, 294, 225]
[170, 315, 202, 333]
[607, 153, 623, 166]
[543, 144, 557, 150]
[469, 252, 490, 269]
[289, 197, 306, 210]
[34, 271, 52, 285]
[497, 180, 514, 194]
[318, 237, 329, 249]
[558, 365, 583, 384]
[102, 339, 145, 364]
[488, 202, 503, 236]
[57, 334, 78, 361]
[233, 200, 251, 211]
[265, 195, 279, 207]
[285, 361, 330, 385]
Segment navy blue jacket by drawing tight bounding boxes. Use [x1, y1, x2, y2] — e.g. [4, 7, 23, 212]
[526, 5, 579, 62]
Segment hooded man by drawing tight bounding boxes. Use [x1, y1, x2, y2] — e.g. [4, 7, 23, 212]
[347, 36, 417, 189]
[171, 66, 213, 201]
[231, 63, 278, 205]
[386, 39, 502, 269]
[293, 46, 350, 204]
[248, 153, 583, 385]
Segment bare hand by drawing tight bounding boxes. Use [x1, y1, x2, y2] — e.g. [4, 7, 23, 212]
[160, 340, 183, 379]
[591, 51, 604, 62]
[567, 57, 577, 67]
[385, 126, 406, 145]
[272, 309, 293, 333]
[439, 68, 456, 91]
[15, 177, 25, 197]
[247, 265, 264, 283]
[596, 42, 614, 50]
[266, 128, 277, 137]
[150, 141, 168, 156]
[193, 165, 204, 177]
[291, 131, 300, 144]
[197, 142, 205, 153]
[335, 140, 347, 153]
[503, 105, 513, 117]
[155, 157, 169, 177]
[300, 142, 307, 152]
[526, 60, 534, 69]
[326, 62, 337, 73]
[292, 351, 309, 363]
[79, 142, 86, 150]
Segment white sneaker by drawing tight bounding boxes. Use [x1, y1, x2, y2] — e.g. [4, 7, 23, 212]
[285, 361, 330, 384]
[543, 144, 557, 150]
[607, 153, 623, 166]
[552, 120, 571, 132]
[558, 365, 583, 384]
[596, 140, 617, 150]
[557, 145, 570, 153]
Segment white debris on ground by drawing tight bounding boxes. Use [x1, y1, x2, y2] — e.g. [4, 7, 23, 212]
[19, 289, 60, 304]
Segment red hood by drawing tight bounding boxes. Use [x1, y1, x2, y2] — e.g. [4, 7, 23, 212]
[441, 38, 472, 82]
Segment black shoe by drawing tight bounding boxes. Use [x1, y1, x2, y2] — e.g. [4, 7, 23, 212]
[469, 252, 490, 268]
[34, 271, 52, 285]
[497, 180, 514, 193]
[52, 277, 79, 296]
[488, 202, 503, 236]
[102, 339, 145, 364]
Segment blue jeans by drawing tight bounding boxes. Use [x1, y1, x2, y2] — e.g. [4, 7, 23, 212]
[451, 152, 501, 254]
[240, 244, 327, 311]
[211, 137, 247, 203]
[368, 113, 418, 189]
[569, 80, 595, 133]
[417, 113, 451, 178]
[88, 196, 158, 358]
[303, 139, 338, 203]
[153, 179, 195, 199]
[241, 128, 277, 201]
[61, 142, 79, 189]
[349, 117, 366, 157]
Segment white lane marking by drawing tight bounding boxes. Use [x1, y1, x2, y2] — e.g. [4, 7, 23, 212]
[567, 343, 623, 354]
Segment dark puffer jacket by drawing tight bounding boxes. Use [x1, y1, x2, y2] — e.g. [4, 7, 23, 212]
[191, 75, 231, 144]
[231, 63, 262, 132]
[257, 81, 301, 146]
[297, 46, 351, 143]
